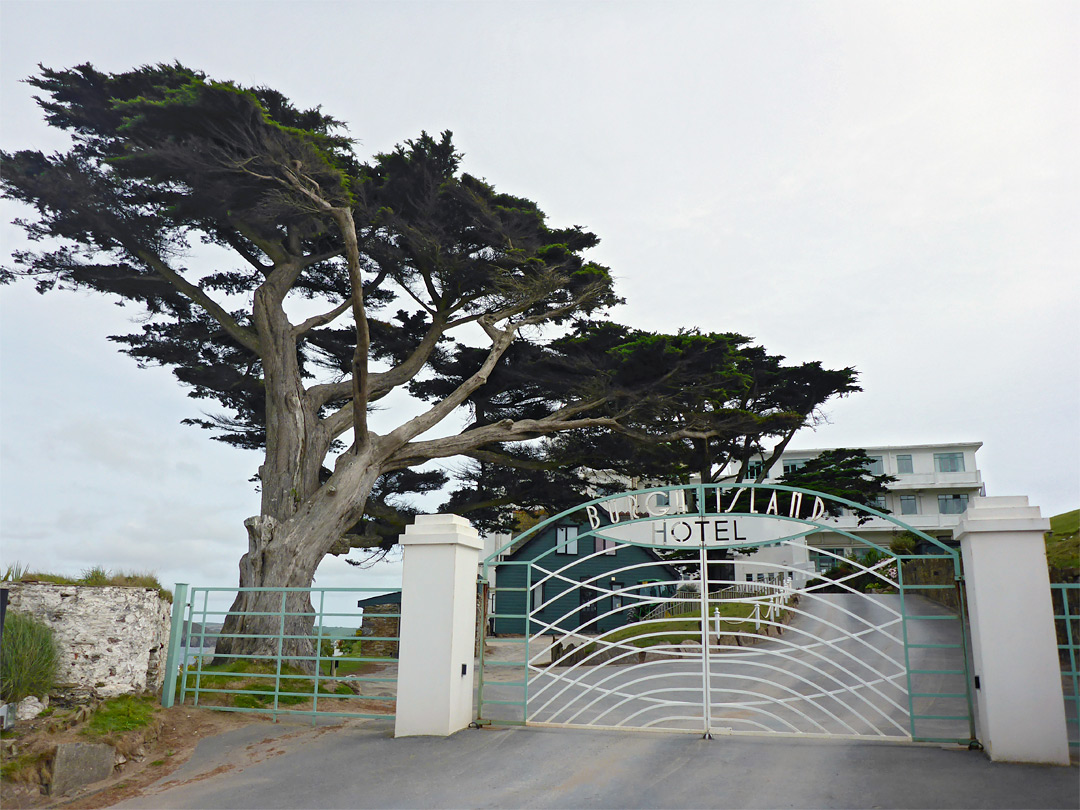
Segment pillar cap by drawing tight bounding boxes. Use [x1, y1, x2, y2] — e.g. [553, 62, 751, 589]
[400, 513, 483, 549]
[955, 495, 1050, 537]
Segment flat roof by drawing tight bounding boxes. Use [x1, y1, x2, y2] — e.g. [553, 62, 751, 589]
[781, 441, 982, 455]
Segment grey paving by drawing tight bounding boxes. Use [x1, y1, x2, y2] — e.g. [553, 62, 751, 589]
[116, 720, 1077, 809]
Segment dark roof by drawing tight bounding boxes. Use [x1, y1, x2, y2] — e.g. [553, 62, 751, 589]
[356, 591, 401, 607]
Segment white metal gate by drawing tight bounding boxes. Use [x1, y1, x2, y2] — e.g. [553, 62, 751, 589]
[477, 484, 976, 744]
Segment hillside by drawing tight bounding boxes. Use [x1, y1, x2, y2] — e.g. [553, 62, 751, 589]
[1046, 509, 1079, 580]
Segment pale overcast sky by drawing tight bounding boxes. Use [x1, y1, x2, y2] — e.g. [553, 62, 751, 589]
[1, 1, 1077, 601]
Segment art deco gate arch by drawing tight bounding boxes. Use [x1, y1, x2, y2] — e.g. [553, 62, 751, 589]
[477, 483, 977, 744]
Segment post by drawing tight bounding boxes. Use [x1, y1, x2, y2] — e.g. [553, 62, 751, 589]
[161, 583, 188, 708]
[955, 496, 1069, 764]
[395, 514, 484, 737]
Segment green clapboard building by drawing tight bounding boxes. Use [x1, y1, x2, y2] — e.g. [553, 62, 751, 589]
[491, 520, 681, 636]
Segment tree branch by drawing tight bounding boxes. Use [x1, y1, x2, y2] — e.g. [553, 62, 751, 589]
[378, 321, 518, 457]
[132, 247, 261, 355]
[292, 298, 352, 338]
[383, 414, 620, 471]
[331, 207, 371, 455]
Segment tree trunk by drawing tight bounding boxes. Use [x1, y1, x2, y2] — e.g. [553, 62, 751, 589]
[207, 282, 337, 671]
[211, 517, 320, 671]
[211, 451, 382, 671]
[705, 550, 734, 593]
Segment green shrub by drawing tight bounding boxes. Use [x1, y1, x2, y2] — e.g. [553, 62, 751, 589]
[79, 565, 112, 586]
[83, 695, 156, 738]
[1, 561, 30, 582]
[889, 532, 918, 556]
[0, 611, 59, 704]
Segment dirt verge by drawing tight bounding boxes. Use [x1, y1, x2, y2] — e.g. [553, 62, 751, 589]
[1, 704, 268, 809]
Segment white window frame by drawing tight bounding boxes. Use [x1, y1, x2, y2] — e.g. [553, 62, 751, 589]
[938, 493, 969, 514]
[900, 494, 918, 515]
[555, 525, 579, 554]
[530, 580, 545, 613]
[896, 454, 913, 474]
[934, 452, 966, 473]
[783, 458, 810, 475]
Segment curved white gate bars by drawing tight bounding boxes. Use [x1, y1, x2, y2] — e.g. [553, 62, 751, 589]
[477, 483, 977, 745]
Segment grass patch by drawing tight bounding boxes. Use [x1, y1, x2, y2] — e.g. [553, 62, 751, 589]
[1046, 509, 1079, 575]
[1050, 510, 1079, 537]
[0, 612, 58, 704]
[179, 659, 363, 709]
[594, 601, 767, 649]
[83, 695, 157, 740]
[318, 656, 384, 678]
[1, 563, 172, 602]
[0, 751, 49, 783]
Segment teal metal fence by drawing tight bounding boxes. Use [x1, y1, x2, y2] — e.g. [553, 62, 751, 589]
[161, 584, 400, 723]
[1050, 583, 1079, 751]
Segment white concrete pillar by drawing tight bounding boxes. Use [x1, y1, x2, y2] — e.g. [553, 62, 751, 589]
[394, 514, 483, 737]
[956, 496, 1069, 764]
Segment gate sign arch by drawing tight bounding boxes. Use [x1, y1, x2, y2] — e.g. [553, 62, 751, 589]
[478, 484, 975, 746]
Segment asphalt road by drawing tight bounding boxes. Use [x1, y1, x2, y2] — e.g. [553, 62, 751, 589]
[115, 719, 1077, 809]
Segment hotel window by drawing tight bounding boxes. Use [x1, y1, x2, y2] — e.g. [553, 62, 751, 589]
[934, 453, 965, 473]
[746, 460, 766, 480]
[871, 495, 886, 511]
[900, 494, 918, 515]
[555, 526, 579, 554]
[865, 456, 884, 476]
[783, 458, 810, 475]
[896, 454, 913, 474]
[596, 536, 617, 555]
[938, 494, 969, 514]
[611, 582, 625, 609]
[530, 581, 546, 612]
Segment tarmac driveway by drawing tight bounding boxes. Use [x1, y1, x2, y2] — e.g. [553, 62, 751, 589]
[115, 719, 1077, 809]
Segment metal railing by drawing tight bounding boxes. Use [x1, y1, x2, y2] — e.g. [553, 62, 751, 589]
[640, 581, 789, 623]
[1050, 583, 1079, 750]
[162, 584, 400, 723]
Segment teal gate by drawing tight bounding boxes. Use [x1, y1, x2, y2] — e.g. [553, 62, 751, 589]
[161, 585, 400, 723]
[477, 484, 977, 745]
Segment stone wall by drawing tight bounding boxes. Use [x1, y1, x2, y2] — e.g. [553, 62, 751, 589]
[1, 583, 172, 700]
[901, 558, 963, 613]
[360, 603, 399, 658]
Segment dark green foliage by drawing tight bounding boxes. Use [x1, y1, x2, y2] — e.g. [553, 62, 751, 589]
[778, 449, 897, 521]
[2, 63, 870, 601]
[890, 532, 918, 556]
[437, 327, 862, 534]
[2, 63, 625, 565]
[0, 612, 59, 704]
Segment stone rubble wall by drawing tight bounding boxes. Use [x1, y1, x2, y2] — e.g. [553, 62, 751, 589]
[1, 583, 172, 700]
[360, 603, 399, 658]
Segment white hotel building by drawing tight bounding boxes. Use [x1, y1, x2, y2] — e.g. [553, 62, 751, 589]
[745, 441, 986, 569]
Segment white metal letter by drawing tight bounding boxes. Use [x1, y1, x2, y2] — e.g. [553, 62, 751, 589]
[645, 491, 671, 516]
[725, 488, 747, 513]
